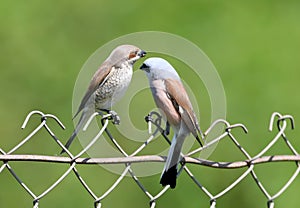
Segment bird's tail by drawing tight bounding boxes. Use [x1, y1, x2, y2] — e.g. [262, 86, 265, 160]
[60, 109, 92, 154]
[160, 132, 186, 189]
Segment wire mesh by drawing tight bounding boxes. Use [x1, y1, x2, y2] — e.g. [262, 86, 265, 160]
[0, 110, 299, 207]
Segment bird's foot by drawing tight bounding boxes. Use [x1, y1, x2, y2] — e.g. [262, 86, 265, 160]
[99, 109, 120, 125]
[164, 122, 170, 136]
[108, 110, 121, 125]
[144, 113, 152, 123]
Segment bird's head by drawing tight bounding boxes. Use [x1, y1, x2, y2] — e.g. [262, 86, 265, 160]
[140, 57, 180, 81]
[109, 44, 146, 66]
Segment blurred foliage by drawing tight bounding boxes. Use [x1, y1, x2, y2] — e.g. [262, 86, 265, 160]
[1, 1, 300, 207]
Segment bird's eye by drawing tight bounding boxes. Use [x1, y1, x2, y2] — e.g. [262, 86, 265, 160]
[139, 63, 150, 72]
[140, 63, 149, 69]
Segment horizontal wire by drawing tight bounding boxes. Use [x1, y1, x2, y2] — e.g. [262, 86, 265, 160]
[0, 154, 299, 168]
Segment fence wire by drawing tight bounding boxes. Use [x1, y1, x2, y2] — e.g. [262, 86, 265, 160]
[0, 110, 299, 208]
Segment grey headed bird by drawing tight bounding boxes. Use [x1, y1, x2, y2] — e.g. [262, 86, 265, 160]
[61, 45, 146, 154]
[140, 57, 203, 188]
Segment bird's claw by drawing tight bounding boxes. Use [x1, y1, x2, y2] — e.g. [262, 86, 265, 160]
[164, 122, 170, 135]
[108, 110, 121, 125]
[144, 114, 152, 123]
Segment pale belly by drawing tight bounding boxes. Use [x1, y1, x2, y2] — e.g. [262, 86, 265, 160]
[94, 66, 133, 110]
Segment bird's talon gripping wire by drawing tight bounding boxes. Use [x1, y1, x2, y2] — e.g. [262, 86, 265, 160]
[108, 110, 121, 125]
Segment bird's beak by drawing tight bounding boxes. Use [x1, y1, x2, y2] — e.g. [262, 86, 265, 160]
[138, 50, 147, 57]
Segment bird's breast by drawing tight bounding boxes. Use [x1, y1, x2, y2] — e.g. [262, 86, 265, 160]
[95, 65, 133, 109]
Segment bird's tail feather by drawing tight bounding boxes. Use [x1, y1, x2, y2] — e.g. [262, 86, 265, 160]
[160, 133, 186, 188]
[60, 110, 92, 154]
[160, 165, 177, 188]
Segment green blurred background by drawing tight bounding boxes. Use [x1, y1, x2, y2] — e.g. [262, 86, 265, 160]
[1, 1, 300, 207]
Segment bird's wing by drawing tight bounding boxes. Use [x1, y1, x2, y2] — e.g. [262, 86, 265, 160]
[164, 79, 202, 139]
[150, 80, 181, 127]
[73, 61, 112, 119]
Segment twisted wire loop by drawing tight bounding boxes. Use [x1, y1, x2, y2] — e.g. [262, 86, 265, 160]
[0, 110, 299, 207]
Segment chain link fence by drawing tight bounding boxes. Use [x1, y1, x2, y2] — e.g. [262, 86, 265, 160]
[0, 110, 299, 208]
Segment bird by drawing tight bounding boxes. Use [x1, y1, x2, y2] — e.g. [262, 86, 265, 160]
[61, 44, 146, 154]
[140, 57, 203, 188]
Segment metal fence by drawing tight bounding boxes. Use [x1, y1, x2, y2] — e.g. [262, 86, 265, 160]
[0, 110, 299, 208]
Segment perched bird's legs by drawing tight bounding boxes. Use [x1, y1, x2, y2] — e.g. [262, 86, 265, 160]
[164, 121, 170, 136]
[109, 110, 121, 125]
[99, 109, 120, 125]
